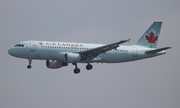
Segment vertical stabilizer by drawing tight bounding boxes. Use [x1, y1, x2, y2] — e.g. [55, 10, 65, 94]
[135, 22, 162, 48]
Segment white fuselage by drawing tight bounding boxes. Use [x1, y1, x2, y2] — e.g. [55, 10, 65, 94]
[8, 41, 165, 63]
[7, 22, 170, 73]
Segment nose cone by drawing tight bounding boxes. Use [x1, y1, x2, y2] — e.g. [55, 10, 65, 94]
[8, 48, 14, 56]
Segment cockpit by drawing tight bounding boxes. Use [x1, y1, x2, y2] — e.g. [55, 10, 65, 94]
[14, 44, 24, 47]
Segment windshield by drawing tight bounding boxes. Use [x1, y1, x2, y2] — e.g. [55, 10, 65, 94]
[14, 44, 24, 47]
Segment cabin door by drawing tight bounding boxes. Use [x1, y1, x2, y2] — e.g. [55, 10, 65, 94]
[29, 42, 35, 51]
[132, 47, 138, 57]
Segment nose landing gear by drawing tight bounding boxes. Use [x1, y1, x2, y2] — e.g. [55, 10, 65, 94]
[27, 59, 32, 69]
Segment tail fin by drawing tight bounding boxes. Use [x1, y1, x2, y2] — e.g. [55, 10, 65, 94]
[135, 22, 162, 48]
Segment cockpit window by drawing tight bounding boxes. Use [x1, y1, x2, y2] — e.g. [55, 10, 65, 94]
[14, 44, 24, 47]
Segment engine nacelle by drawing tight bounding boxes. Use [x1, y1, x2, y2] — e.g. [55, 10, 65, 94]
[64, 53, 81, 63]
[46, 60, 68, 69]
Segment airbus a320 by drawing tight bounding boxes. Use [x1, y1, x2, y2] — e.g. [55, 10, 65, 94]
[8, 22, 171, 74]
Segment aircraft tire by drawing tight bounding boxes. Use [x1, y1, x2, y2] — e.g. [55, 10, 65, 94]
[86, 64, 93, 70]
[27, 65, 32, 69]
[74, 68, 80, 74]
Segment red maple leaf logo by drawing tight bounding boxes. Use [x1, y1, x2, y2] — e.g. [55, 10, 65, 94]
[146, 32, 158, 44]
[39, 42, 43, 45]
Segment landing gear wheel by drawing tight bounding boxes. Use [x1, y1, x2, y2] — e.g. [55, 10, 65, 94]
[27, 59, 32, 69]
[27, 65, 32, 69]
[86, 64, 93, 70]
[74, 68, 80, 74]
[72, 63, 80, 74]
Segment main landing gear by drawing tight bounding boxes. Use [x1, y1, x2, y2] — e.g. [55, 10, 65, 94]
[72, 63, 93, 74]
[86, 63, 93, 70]
[27, 59, 32, 69]
[72, 63, 80, 74]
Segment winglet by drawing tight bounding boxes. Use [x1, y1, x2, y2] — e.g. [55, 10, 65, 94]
[127, 38, 131, 43]
[119, 38, 131, 44]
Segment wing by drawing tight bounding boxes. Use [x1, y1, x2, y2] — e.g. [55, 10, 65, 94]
[79, 38, 131, 61]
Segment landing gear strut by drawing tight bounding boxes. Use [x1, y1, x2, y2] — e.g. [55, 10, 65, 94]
[72, 63, 80, 74]
[86, 63, 93, 70]
[27, 59, 32, 69]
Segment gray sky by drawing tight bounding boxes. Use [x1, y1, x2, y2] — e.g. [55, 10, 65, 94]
[0, 0, 180, 108]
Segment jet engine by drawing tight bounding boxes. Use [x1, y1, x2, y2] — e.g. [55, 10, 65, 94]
[64, 53, 81, 63]
[46, 60, 68, 69]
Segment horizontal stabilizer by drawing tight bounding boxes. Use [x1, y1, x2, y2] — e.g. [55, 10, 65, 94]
[145, 47, 171, 54]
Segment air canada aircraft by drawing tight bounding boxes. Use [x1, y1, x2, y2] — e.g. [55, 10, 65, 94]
[8, 22, 171, 74]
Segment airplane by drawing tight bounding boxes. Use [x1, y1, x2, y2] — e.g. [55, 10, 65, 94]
[8, 22, 171, 74]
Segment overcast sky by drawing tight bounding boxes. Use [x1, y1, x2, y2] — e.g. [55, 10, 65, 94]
[0, 0, 180, 108]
